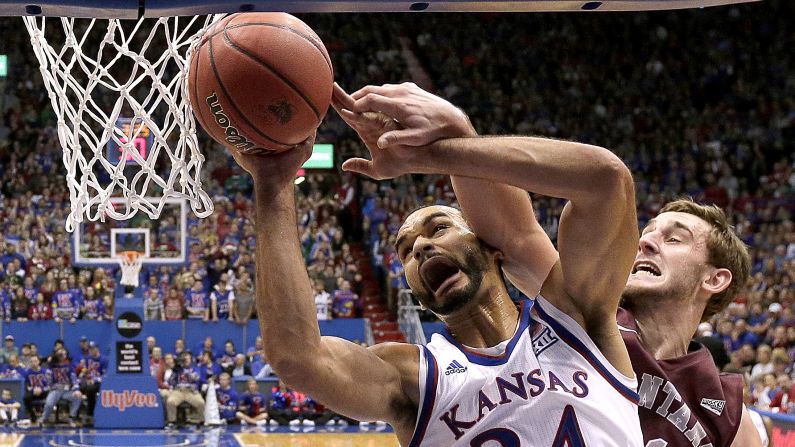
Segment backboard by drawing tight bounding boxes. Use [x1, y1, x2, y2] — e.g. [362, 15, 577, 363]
[72, 197, 188, 267]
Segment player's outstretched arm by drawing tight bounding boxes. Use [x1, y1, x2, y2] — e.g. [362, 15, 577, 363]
[332, 83, 557, 297]
[230, 139, 418, 429]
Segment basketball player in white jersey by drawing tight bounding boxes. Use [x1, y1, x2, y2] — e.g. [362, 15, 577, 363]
[345, 83, 761, 446]
[231, 86, 643, 445]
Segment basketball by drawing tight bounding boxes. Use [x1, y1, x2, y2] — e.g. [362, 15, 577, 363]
[188, 13, 333, 154]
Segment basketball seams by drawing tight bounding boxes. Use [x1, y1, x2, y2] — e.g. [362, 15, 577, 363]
[207, 33, 293, 149]
[221, 26, 322, 119]
[205, 21, 333, 77]
[190, 41, 214, 141]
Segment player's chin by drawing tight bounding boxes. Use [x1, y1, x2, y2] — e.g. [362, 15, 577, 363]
[624, 276, 666, 296]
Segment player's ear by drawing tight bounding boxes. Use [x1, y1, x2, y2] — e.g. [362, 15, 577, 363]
[702, 267, 732, 295]
[482, 242, 504, 263]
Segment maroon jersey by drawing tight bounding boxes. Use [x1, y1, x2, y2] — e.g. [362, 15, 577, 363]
[617, 307, 743, 447]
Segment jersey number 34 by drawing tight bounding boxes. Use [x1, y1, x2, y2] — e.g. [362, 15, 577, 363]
[469, 405, 586, 447]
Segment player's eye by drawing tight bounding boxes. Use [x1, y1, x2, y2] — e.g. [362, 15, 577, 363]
[666, 237, 680, 243]
[433, 224, 448, 234]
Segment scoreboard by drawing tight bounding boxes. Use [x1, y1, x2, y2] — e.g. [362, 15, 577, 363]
[106, 117, 153, 165]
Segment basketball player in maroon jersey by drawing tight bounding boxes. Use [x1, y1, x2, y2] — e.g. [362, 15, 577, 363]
[333, 82, 761, 446]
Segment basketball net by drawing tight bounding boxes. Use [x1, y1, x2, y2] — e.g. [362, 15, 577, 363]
[118, 250, 144, 287]
[22, 15, 222, 232]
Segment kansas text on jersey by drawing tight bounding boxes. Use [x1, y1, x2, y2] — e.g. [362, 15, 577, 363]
[410, 296, 643, 447]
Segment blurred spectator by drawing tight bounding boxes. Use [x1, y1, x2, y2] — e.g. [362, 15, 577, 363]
[23, 356, 49, 422]
[332, 280, 359, 318]
[253, 351, 274, 380]
[193, 336, 218, 360]
[267, 380, 299, 426]
[215, 372, 239, 424]
[77, 342, 107, 417]
[236, 377, 270, 425]
[197, 351, 221, 387]
[218, 341, 236, 372]
[18, 344, 33, 368]
[75, 337, 90, 364]
[232, 275, 254, 325]
[0, 389, 20, 425]
[27, 292, 52, 320]
[173, 339, 186, 357]
[750, 344, 774, 380]
[143, 287, 165, 321]
[184, 280, 209, 321]
[163, 287, 184, 321]
[209, 273, 234, 322]
[42, 347, 82, 427]
[166, 352, 204, 427]
[150, 346, 165, 380]
[229, 354, 251, 378]
[158, 353, 176, 400]
[52, 279, 78, 323]
[246, 337, 264, 364]
[81, 287, 105, 321]
[769, 374, 794, 413]
[10, 287, 28, 321]
[0, 354, 25, 379]
[0, 336, 18, 364]
[313, 280, 332, 321]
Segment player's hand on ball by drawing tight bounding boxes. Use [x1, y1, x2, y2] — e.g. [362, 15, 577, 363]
[229, 132, 316, 184]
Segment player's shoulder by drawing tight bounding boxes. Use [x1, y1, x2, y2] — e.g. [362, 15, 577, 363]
[368, 342, 420, 369]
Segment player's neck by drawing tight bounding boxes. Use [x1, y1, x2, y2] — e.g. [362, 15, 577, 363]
[632, 299, 703, 360]
[443, 283, 519, 349]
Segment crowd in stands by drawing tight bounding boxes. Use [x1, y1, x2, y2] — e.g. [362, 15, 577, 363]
[0, 0, 793, 419]
[0, 333, 361, 427]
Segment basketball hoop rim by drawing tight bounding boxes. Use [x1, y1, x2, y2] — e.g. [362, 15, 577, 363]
[118, 250, 145, 263]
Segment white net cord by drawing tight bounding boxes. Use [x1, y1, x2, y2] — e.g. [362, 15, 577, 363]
[23, 15, 221, 231]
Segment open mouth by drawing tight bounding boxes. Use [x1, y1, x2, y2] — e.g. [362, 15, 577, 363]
[631, 261, 661, 277]
[420, 256, 462, 295]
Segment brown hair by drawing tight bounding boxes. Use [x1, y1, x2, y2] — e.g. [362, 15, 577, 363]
[659, 198, 751, 322]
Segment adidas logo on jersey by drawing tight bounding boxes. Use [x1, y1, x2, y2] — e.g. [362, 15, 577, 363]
[700, 398, 725, 416]
[445, 360, 467, 375]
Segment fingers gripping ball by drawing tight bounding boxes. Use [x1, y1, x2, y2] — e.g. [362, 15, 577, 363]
[188, 13, 333, 154]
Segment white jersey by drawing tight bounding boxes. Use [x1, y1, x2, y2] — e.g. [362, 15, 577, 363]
[409, 296, 643, 446]
[315, 291, 332, 320]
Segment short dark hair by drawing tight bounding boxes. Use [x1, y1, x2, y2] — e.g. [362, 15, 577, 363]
[659, 198, 751, 321]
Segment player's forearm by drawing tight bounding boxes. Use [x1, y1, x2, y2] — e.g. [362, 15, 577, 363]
[423, 136, 629, 204]
[253, 181, 322, 374]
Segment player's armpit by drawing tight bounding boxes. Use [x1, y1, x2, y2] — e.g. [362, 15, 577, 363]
[274, 336, 419, 428]
[730, 406, 764, 447]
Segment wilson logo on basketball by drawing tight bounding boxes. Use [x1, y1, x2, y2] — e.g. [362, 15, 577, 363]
[205, 92, 267, 153]
[100, 390, 158, 412]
